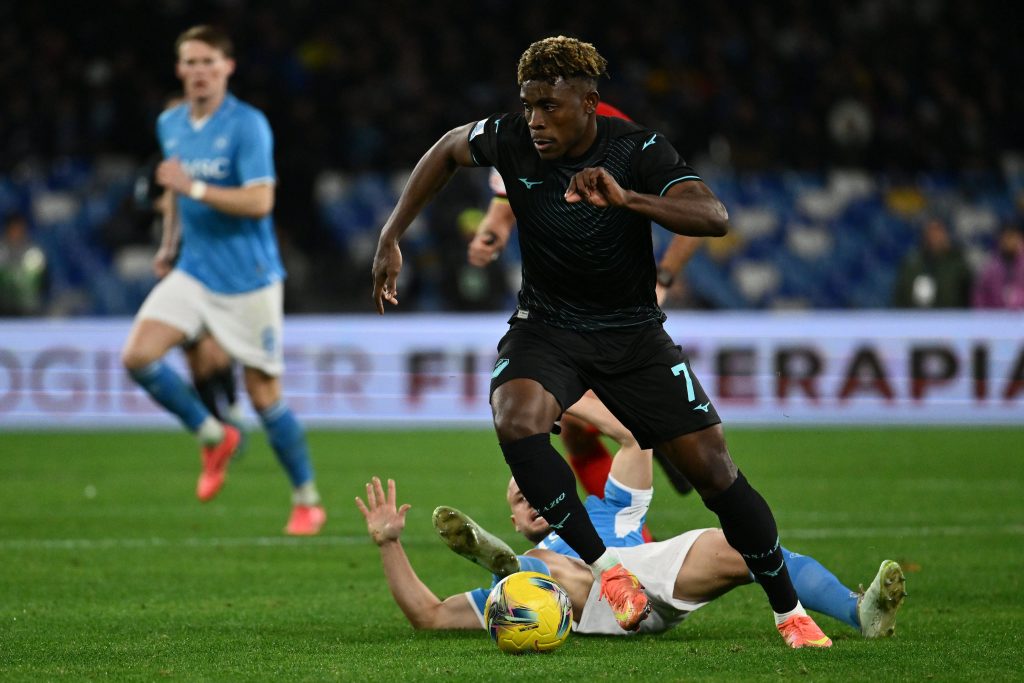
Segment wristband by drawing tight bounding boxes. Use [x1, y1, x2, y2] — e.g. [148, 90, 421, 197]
[656, 267, 674, 288]
[189, 180, 208, 200]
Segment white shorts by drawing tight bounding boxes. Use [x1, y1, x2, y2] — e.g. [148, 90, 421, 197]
[137, 269, 284, 376]
[575, 529, 715, 636]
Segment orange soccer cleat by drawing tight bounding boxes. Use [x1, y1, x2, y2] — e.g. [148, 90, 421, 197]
[777, 614, 833, 649]
[196, 425, 241, 502]
[599, 563, 651, 631]
[285, 504, 327, 536]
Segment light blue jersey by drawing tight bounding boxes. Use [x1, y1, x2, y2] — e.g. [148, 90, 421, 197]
[157, 93, 284, 294]
[467, 476, 652, 615]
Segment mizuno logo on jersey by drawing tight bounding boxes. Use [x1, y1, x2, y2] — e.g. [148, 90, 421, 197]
[643, 134, 657, 150]
[693, 402, 711, 413]
[518, 178, 543, 189]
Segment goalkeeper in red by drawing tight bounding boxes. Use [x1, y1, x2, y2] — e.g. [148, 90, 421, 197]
[372, 35, 829, 647]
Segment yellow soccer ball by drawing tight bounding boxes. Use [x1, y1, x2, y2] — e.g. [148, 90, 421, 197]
[484, 571, 573, 654]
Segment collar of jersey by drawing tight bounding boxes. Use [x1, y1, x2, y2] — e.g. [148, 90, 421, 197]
[188, 92, 238, 132]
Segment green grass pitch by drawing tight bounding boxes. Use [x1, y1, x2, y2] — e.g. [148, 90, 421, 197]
[1, 427, 1022, 681]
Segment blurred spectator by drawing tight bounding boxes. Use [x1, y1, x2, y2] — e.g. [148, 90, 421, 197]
[1, 1, 1020, 174]
[972, 223, 1024, 310]
[439, 207, 513, 311]
[891, 218, 972, 309]
[2, 1, 1022, 315]
[0, 213, 47, 316]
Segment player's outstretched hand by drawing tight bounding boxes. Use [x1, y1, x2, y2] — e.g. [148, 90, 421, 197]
[565, 167, 627, 208]
[355, 476, 410, 546]
[371, 240, 403, 314]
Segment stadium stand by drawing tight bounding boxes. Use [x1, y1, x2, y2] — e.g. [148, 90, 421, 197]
[0, 0, 1021, 314]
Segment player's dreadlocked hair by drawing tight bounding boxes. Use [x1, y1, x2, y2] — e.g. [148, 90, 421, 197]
[517, 36, 608, 86]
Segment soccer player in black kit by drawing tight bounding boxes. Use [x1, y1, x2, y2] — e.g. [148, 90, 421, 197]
[372, 36, 831, 647]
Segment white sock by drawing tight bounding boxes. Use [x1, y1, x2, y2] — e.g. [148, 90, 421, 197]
[774, 601, 807, 626]
[292, 482, 321, 507]
[589, 549, 619, 579]
[196, 417, 225, 446]
[226, 402, 245, 424]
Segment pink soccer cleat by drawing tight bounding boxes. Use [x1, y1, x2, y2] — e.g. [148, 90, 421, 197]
[285, 505, 327, 536]
[196, 425, 241, 502]
[599, 563, 651, 631]
[777, 614, 833, 649]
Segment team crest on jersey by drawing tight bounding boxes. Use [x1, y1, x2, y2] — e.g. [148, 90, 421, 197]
[261, 326, 277, 355]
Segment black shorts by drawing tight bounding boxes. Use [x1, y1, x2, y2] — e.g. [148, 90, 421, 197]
[489, 318, 721, 448]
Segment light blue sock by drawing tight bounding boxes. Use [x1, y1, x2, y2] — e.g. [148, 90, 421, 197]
[489, 555, 551, 588]
[259, 400, 314, 487]
[783, 546, 860, 629]
[129, 361, 208, 431]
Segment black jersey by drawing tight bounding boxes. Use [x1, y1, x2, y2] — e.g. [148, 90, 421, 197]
[468, 113, 702, 331]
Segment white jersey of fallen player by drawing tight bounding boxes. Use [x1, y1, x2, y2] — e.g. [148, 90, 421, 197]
[463, 476, 716, 635]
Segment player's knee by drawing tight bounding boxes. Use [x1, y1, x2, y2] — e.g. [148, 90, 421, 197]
[704, 529, 752, 582]
[662, 427, 737, 495]
[244, 370, 280, 411]
[491, 382, 559, 442]
[492, 405, 552, 442]
[121, 344, 153, 372]
[493, 413, 538, 442]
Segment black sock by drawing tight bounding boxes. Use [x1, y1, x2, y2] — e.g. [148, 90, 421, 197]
[194, 376, 222, 420]
[703, 471, 798, 613]
[500, 433, 606, 565]
[653, 447, 694, 495]
[217, 363, 238, 407]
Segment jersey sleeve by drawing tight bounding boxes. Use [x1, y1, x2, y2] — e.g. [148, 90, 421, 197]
[236, 109, 276, 186]
[155, 110, 173, 157]
[467, 114, 511, 168]
[633, 132, 702, 197]
[601, 475, 653, 539]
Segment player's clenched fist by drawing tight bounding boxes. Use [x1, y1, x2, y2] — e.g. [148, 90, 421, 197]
[564, 167, 628, 208]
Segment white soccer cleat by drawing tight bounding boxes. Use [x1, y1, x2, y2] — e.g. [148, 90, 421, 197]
[432, 505, 521, 578]
[858, 559, 907, 638]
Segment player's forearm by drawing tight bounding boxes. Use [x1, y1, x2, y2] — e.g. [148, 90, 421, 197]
[194, 183, 274, 218]
[159, 196, 181, 256]
[657, 235, 702, 281]
[623, 190, 729, 237]
[380, 128, 469, 245]
[476, 199, 514, 246]
[377, 540, 449, 630]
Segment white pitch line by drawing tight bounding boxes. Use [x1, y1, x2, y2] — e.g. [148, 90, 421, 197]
[0, 535, 368, 551]
[0, 524, 1022, 551]
[782, 524, 1024, 540]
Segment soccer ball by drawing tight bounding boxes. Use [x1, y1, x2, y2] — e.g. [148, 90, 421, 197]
[484, 571, 573, 654]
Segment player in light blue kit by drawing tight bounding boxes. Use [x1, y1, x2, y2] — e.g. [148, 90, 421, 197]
[121, 25, 325, 535]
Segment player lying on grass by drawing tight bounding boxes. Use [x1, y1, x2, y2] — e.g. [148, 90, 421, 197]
[356, 395, 907, 644]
